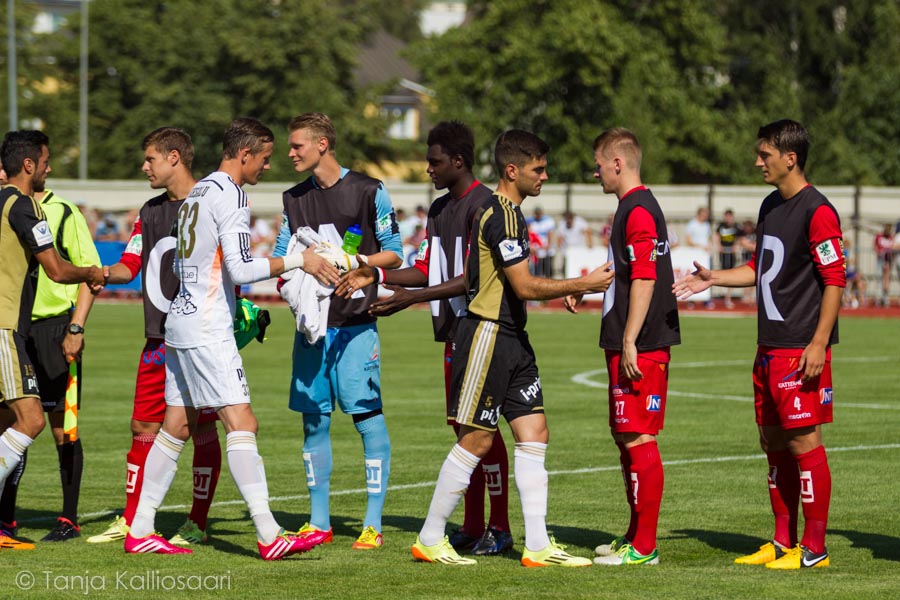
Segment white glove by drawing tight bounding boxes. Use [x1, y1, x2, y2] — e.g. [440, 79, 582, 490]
[314, 241, 360, 274]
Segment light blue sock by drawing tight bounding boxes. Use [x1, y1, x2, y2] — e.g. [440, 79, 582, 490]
[302, 413, 332, 531]
[355, 413, 391, 532]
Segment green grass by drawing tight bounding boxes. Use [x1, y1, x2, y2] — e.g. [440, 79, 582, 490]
[5, 303, 899, 599]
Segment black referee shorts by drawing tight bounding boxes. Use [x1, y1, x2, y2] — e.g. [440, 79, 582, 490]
[26, 314, 79, 413]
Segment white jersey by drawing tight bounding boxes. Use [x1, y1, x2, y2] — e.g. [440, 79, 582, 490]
[166, 171, 261, 349]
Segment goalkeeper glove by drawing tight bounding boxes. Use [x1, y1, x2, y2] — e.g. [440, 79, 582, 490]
[233, 297, 271, 349]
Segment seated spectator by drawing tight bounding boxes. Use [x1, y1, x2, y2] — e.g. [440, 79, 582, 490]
[94, 212, 121, 241]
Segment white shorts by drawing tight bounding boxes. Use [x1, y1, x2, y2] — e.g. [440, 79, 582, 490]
[165, 342, 250, 410]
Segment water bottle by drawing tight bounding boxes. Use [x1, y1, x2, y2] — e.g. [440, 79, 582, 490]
[341, 224, 363, 255]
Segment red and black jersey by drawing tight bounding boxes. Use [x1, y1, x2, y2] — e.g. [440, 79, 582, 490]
[118, 193, 183, 339]
[414, 181, 492, 342]
[282, 171, 391, 328]
[751, 185, 844, 348]
[599, 187, 680, 352]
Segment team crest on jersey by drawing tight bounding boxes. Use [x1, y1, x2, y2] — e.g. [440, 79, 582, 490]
[646, 395, 661, 412]
[499, 238, 524, 261]
[32, 220, 53, 246]
[819, 387, 833, 405]
[815, 239, 842, 265]
[125, 233, 143, 256]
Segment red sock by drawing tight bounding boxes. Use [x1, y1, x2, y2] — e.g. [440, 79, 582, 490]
[123, 433, 156, 525]
[797, 446, 831, 554]
[616, 441, 637, 541]
[766, 449, 800, 548]
[627, 441, 664, 556]
[483, 429, 510, 533]
[455, 421, 485, 537]
[188, 429, 221, 531]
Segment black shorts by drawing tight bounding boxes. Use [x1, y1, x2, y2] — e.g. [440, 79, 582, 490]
[0, 329, 40, 403]
[26, 315, 78, 413]
[450, 318, 543, 431]
[720, 252, 736, 270]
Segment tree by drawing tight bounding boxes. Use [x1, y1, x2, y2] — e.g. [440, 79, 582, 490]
[18, 0, 392, 179]
[409, 0, 737, 183]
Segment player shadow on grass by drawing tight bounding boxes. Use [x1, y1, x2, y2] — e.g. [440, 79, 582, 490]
[830, 529, 900, 562]
[545, 523, 617, 554]
[671, 528, 766, 556]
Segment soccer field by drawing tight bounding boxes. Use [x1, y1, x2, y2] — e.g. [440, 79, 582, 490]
[5, 303, 899, 599]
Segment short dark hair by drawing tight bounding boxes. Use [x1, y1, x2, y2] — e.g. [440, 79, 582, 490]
[288, 112, 337, 153]
[0, 130, 49, 177]
[494, 129, 549, 176]
[426, 121, 475, 171]
[593, 127, 642, 170]
[222, 117, 275, 159]
[143, 127, 195, 169]
[757, 119, 810, 171]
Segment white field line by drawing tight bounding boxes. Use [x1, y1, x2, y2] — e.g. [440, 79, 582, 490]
[24, 443, 900, 525]
[571, 356, 900, 410]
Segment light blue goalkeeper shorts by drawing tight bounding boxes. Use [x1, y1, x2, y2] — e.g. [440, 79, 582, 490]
[289, 322, 383, 415]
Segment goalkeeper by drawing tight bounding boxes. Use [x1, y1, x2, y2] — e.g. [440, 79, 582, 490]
[272, 111, 403, 552]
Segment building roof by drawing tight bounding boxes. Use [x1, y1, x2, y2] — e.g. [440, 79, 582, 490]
[354, 29, 422, 97]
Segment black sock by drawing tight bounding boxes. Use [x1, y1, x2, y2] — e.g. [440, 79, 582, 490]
[0, 449, 27, 526]
[57, 440, 83, 523]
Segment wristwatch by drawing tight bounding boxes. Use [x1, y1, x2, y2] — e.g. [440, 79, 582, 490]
[67, 323, 85, 335]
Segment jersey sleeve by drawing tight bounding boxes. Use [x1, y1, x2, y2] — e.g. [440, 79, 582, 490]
[625, 206, 659, 280]
[485, 205, 529, 268]
[60, 203, 102, 268]
[808, 205, 846, 287]
[118, 216, 143, 278]
[9, 195, 54, 253]
[214, 189, 270, 285]
[412, 226, 430, 277]
[272, 211, 291, 258]
[372, 183, 403, 259]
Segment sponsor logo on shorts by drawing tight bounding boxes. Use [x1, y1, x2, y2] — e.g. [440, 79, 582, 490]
[142, 346, 165, 365]
[777, 369, 803, 389]
[787, 412, 812, 420]
[819, 387, 833, 405]
[612, 385, 631, 396]
[519, 377, 542, 404]
[479, 406, 501, 426]
[646, 395, 661, 412]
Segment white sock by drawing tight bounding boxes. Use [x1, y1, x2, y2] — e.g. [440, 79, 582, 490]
[419, 444, 479, 546]
[226, 431, 280, 545]
[515, 442, 550, 551]
[131, 430, 185, 538]
[0, 428, 34, 487]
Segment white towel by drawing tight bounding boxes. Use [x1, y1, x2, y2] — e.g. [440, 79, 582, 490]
[279, 229, 333, 344]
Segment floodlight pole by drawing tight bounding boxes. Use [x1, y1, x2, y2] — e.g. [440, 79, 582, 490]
[78, 0, 88, 179]
[7, 0, 17, 131]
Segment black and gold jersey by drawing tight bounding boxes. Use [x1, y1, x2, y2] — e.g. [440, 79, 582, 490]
[0, 186, 54, 332]
[464, 193, 530, 330]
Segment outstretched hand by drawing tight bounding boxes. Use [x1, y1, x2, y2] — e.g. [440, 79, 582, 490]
[369, 284, 418, 317]
[335, 266, 375, 299]
[584, 261, 614, 293]
[672, 261, 713, 300]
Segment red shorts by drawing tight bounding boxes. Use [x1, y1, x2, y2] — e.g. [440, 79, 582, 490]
[132, 339, 217, 424]
[605, 350, 669, 435]
[753, 347, 833, 429]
